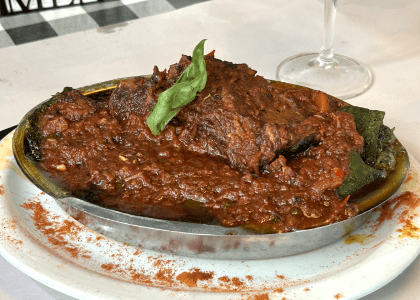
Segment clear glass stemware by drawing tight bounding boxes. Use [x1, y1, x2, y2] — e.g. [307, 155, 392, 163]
[275, 0, 372, 100]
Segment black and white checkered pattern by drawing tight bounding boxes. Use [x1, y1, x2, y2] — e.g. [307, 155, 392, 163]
[0, 0, 208, 49]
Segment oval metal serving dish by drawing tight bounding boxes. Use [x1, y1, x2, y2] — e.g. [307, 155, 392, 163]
[12, 77, 410, 260]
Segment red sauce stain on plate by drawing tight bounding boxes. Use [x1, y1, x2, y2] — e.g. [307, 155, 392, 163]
[2, 218, 23, 247]
[21, 198, 90, 259]
[17, 194, 338, 296]
[247, 293, 269, 300]
[175, 268, 214, 288]
[397, 219, 420, 239]
[372, 191, 420, 233]
[404, 172, 413, 183]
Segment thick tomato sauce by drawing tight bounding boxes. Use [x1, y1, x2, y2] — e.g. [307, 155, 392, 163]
[34, 55, 363, 233]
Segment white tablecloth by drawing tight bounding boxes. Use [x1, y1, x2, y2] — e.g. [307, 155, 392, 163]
[1, 0, 420, 298]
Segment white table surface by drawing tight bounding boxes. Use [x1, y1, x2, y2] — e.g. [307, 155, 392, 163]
[1, 0, 420, 299]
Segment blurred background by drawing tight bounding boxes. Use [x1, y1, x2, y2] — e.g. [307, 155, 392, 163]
[0, 0, 209, 48]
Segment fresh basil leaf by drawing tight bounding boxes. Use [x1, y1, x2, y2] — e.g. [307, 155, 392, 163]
[147, 39, 207, 135]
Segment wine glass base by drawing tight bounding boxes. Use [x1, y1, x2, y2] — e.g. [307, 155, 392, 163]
[275, 53, 373, 100]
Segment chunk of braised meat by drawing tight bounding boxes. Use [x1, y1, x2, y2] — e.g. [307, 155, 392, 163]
[38, 89, 96, 137]
[38, 89, 124, 175]
[106, 52, 353, 174]
[174, 55, 345, 173]
[107, 71, 171, 120]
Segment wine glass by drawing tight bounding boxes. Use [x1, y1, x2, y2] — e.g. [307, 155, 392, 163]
[275, 0, 372, 100]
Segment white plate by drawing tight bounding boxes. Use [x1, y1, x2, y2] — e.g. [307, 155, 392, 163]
[1, 132, 420, 300]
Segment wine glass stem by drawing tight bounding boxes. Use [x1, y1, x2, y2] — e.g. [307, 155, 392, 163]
[318, 0, 338, 64]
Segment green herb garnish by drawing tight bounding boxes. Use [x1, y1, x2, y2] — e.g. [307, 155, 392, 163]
[337, 105, 397, 198]
[337, 151, 386, 198]
[147, 39, 208, 135]
[339, 105, 385, 165]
